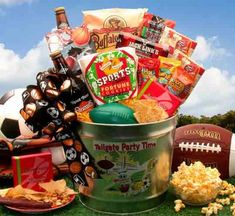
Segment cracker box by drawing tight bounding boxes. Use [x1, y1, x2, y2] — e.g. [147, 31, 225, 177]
[12, 152, 53, 191]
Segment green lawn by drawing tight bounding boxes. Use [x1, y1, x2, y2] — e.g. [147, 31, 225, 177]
[0, 177, 234, 216]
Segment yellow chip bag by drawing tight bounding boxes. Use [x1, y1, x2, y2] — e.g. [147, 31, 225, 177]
[158, 57, 181, 86]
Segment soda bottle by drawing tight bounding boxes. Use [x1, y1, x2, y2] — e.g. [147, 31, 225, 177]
[50, 51, 95, 113]
[54, 7, 70, 29]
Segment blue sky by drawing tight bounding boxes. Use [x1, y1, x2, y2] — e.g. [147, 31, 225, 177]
[0, 0, 235, 116]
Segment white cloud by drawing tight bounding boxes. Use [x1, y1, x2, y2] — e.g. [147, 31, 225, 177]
[180, 67, 235, 117]
[0, 0, 35, 5]
[192, 36, 230, 62]
[0, 39, 51, 93]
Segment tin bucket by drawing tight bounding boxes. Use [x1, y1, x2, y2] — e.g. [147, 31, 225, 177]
[77, 115, 177, 214]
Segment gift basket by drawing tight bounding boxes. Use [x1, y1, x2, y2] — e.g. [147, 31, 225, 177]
[0, 6, 205, 214]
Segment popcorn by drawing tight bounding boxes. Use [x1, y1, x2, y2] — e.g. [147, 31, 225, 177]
[171, 161, 222, 205]
[201, 202, 223, 216]
[219, 180, 235, 196]
[215, 197, 230, 205]
[231, 203, 235, 216]
[174, 199, 185, 212]
[229, 193, 235, 201]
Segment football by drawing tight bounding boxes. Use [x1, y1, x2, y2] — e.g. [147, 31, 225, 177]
[0, 88, 34, 139]
[172, 124, 235, 179]
[89, 103, 137, 124]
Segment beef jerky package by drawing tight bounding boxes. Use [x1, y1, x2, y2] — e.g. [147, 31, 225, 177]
[141, 12, 176, 43]
[79, 47, 138, 105]
[116, 32, 172, 58]
[82, 8, 147, 52]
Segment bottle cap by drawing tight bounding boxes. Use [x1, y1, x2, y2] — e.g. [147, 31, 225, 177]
[54, 7, 65, 13]
[50, 51, 62, 59]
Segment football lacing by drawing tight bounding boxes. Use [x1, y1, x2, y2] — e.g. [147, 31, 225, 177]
[178, 142, 222, 153]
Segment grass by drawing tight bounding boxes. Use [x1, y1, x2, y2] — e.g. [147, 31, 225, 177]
[0, 176, 234, 216]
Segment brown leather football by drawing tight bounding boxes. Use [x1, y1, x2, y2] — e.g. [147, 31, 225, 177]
[172, 124, 235, 179]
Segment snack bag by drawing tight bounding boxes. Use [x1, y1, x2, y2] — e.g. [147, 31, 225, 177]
[137, 57, 160, 87]
[137, 79, 182, 116]
[116, 32, 171, 58]
[167, 67, 195, 100]
[79, 47, 138, 105]
[169, 49, 205, 79]
[82, 8, 147, 52]
[141, 12, 176, 43]
[158, 57, 181, 86]
[159, 26, 197, 56]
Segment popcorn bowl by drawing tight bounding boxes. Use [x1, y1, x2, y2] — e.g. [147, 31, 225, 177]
[171, 184, 221, 206]
[170, 161, 223, 206]
[76, 115, 177, 214]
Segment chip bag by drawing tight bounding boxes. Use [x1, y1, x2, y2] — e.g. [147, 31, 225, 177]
[82, 8, 147, 52]
[159, 27, 197, 56]
[79, 47, 138, 105]
[158, 56, 181, 86]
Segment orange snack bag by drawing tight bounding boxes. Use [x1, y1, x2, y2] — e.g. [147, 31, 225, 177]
[167, 67, 195, 100]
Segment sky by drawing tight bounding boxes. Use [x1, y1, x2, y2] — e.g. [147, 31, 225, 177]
[0, 0, 235, 117]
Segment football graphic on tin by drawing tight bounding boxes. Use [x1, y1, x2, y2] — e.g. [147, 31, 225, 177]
[172, 124, 235, 179]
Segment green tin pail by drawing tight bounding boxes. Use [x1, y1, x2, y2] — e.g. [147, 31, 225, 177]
[77, 115, 177, 214]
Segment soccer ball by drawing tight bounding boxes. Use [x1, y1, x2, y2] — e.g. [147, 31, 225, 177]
[80, 152, 89, 165]
[65, 147, 77, 161]
[0, 88, 34, 139]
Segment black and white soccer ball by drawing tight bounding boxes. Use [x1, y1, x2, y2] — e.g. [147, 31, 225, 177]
[80, 152, 89, 165]
[0, 88, 34, 139]
[66, 147, 77, 161]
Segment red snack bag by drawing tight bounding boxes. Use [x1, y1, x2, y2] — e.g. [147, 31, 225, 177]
[12, 152, 53, 191]
[137, 79, 182, 116]
[137, 57, 160, 87]
[141, 12, 176, 43]
[116, 32, 171, 58]
[159, 27, 197, 56]
[169, 49, 205, 79]
[167, 67, 195, 100]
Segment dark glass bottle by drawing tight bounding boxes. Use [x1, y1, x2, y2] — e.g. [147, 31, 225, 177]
[50, 51, 94, 112]
[54, 7, 70, 29]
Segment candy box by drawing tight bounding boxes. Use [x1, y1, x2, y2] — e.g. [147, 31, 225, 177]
[137, 79, 182, 116]
[79, 47, 138, 105]
[12, 152, 53, 191]
[159, 27, 197, 56]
